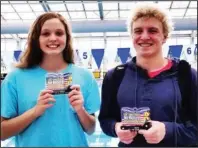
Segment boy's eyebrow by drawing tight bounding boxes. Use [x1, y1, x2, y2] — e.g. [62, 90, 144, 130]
[133, 27, 142, 31]
[148, 27, 158, 30]
[133, 27, 159, 30]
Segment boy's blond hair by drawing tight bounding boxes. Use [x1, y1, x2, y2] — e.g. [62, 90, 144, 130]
[127, 3, 174, 39]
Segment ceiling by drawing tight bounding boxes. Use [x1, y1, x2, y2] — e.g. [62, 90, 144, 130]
[1, 1, 197, 39]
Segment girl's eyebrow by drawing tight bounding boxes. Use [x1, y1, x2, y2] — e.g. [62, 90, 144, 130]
[41, 29, 65, 32]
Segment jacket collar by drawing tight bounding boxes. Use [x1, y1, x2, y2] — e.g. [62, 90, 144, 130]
[127, 56, 180, 79]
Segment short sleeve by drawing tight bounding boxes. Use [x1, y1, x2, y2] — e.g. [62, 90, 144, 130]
[1, 73, 18, 118]
[83, 72, 101, 114]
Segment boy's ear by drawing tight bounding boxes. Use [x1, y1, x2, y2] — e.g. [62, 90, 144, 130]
[162, 38, 167, 44]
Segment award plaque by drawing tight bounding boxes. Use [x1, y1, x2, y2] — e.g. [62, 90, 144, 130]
[45, 73, 72, 95]
[120, 107, 152, 131]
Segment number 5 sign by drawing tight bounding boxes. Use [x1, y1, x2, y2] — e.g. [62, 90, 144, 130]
[78, 49, 91, 68]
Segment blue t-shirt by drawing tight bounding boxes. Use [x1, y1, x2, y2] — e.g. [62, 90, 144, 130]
[1, 64, 101, 146]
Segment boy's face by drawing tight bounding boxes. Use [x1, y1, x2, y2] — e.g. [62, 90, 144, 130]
[132, 17, 166, 58]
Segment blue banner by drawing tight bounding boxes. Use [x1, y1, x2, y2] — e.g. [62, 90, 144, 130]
[14, 50, 22, 61]
[117, 48, 130, 64]
[91, 49, 104, 69]
[168, 45, 183, 59]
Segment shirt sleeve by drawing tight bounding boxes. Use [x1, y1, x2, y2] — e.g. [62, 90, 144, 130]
[98, 69, 119, 137]
[1, 72, 18, 119]
[83, 71, 101, 114]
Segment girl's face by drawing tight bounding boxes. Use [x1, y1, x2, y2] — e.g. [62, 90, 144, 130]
[39, 18, 66, 56]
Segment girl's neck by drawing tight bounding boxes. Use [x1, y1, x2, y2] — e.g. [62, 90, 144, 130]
[40, 54, 68, 72]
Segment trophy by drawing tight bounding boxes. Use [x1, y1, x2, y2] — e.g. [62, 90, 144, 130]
[120, 107, 152, 131]
[45, 73, 72, 95]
